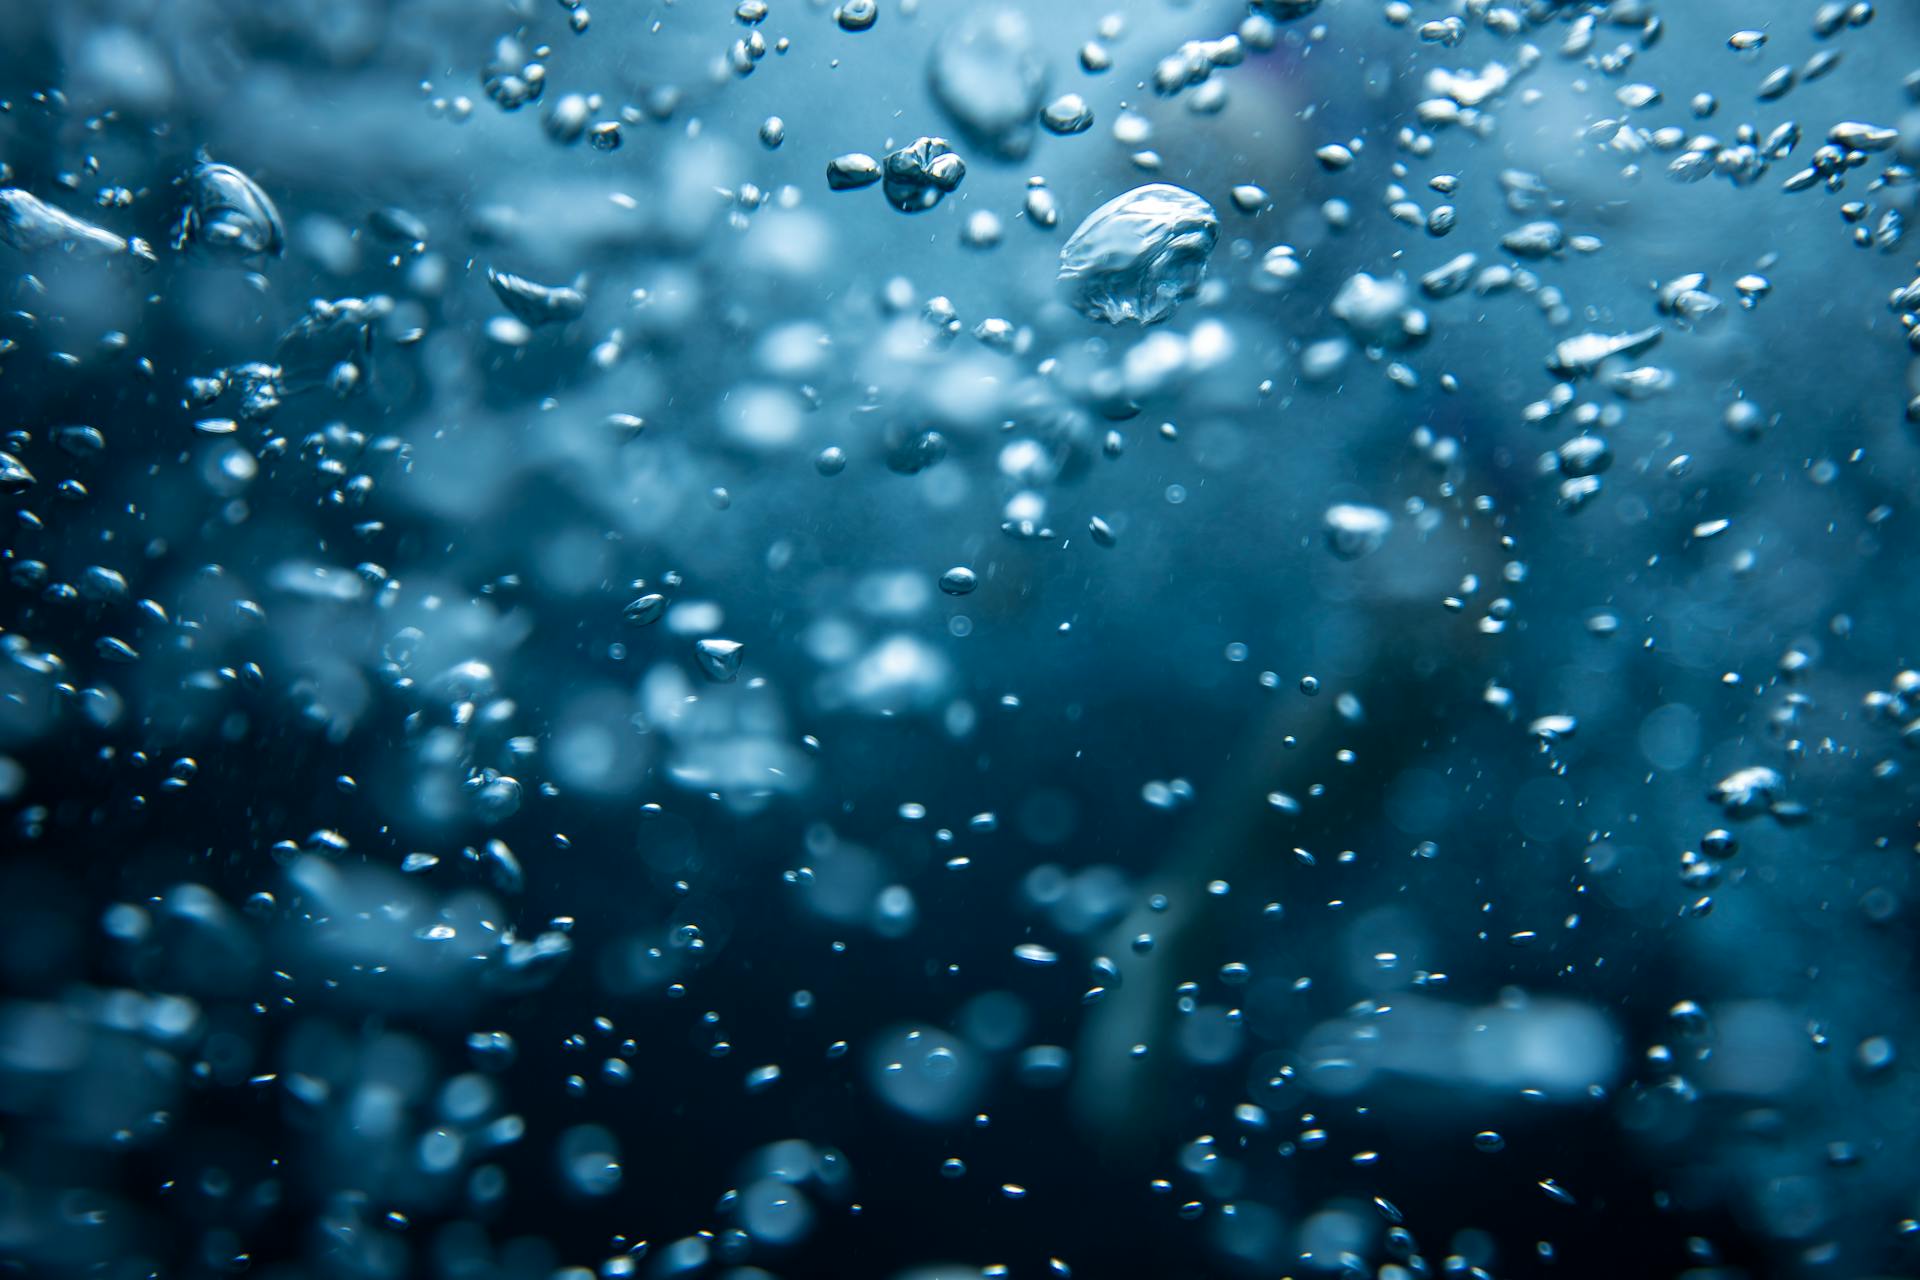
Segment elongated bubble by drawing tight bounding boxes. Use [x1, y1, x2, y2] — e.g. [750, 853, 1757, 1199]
[0, 188, 151, 265]
[487, 267, 588, 326]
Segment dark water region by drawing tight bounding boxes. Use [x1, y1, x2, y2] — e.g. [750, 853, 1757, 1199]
[3, 2, 1920, 1278]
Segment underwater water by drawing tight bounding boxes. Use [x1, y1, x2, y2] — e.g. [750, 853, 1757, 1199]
[3, 1, 1920, 1277]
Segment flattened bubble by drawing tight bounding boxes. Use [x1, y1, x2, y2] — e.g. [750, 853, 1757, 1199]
[1315, 143, 1354, 171]
[1711, 765, 1785, 818]
[55, 425, 104, 457]
[97, 636, 140, 663]
[1556, 435, 1611, 476]
[1323, 504, 1393, 559]
[1017, 1045, 1071, 1086]
[1420, 251, 1478, 298]
[928, 6, 1048, 160]
[1040, 94, 1094, 136]
[1502, 220, 1564, 257]
[826, 152, 882, 191]
[1757, 65, 1795, 101]
[1013, 942, 1057, 966]
[486, 314, 531, 348]
[0, 453, 37, 494]
[486, 267, 586, 326]
[973, 316, 1013, 348]
[836, 0, 877, 33]
[1828, 121, 1898, 152]
[624, 593, 667, 626]
[174, 157, 284, 258]
[1229, 184, 1269, 213]
[1547, 326, 1662, 378]
[1058, 184, 1218, 324]
[939, 566, 978, 596]
[1735, 273, 1772, 307]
